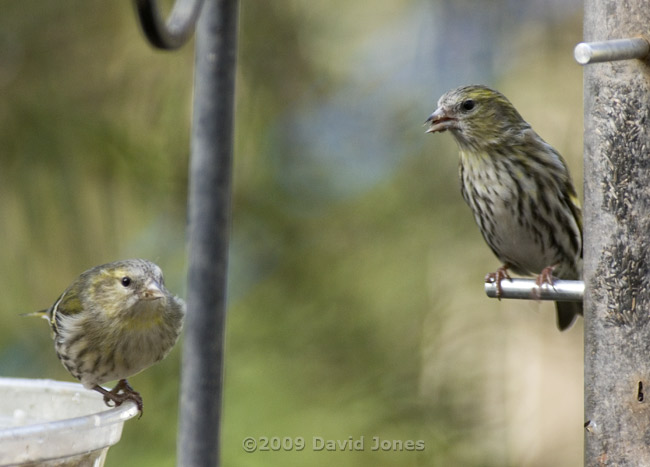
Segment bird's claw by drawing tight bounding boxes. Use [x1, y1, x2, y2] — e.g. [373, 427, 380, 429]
[94, 379, 144, 418]
[533, 265, 557, 299]
[485, 265, 512, 300]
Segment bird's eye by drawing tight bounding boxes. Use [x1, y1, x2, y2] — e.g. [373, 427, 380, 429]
[461, 99, 476, 112]
[121, 276, 132, 287]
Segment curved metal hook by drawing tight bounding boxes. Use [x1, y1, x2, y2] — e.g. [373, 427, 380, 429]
[134, 0, 205, 50]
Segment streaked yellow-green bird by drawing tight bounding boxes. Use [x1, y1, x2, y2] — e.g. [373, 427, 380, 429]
[425, 85, 582, 330]
[31, 259, 185, 414]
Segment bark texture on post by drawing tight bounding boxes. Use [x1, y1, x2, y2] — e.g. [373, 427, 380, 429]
[583, 1, 650, 464]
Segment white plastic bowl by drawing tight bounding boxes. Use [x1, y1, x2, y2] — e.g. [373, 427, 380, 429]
[0, 377, 139, 466]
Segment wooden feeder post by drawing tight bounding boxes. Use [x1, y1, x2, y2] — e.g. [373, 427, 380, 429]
[579, 0, 650, 463]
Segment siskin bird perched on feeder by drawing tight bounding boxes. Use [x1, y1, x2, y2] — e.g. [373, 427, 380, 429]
[425, 85, 582, 330]
[30, 259, 185, 415]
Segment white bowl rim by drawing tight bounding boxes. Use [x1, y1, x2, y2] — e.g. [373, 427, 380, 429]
[0, 377, 139, 439]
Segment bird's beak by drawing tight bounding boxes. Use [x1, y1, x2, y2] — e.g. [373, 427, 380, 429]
[425, 107, 456, 133]
[143, 280, 165, 300]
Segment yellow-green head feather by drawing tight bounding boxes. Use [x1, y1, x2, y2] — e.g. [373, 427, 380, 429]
[426, 84, 529, 152]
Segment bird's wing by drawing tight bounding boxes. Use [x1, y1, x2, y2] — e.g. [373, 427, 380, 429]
[49, 288, 83, 335]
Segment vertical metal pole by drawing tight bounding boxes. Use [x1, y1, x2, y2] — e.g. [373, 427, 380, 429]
[583, 1, 650, 464]
[178, 0, 238, 465]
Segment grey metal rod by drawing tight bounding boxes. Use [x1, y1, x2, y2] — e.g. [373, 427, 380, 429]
[574, 37, 649, 65]
[134, 0, 205, 50]
[178, 0, 238, 466]
[484, 278, 584, 302]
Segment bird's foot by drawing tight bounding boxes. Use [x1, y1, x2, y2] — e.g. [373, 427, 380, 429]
[93, 379, 143, 418]
[485, 265, 512, 300]
[533, 265, 557, 299]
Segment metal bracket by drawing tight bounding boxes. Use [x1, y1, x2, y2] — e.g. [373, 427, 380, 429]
[574, 37, 649, 65]
[485, 278, 584, 302]
[133, 0, 205, 50]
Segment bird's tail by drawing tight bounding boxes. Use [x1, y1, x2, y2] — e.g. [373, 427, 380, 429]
[21, 309, 50, 321]
[555, 301, 583, 331]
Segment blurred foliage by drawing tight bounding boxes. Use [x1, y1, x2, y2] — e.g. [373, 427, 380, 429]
[0, 0, 584, 466]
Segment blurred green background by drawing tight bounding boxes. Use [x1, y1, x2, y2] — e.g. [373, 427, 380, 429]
[1, 0, 584, 465]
